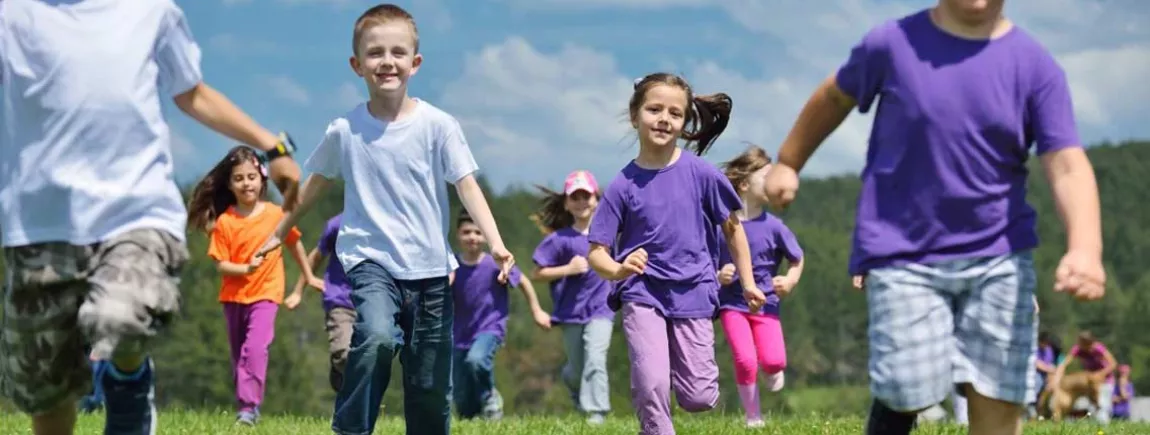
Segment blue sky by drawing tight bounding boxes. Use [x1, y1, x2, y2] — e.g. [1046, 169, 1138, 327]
[170, 0, 1150, 191]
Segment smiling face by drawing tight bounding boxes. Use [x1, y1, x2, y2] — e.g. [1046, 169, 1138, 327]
[349, 20, 422, 98]
[228, 160, 263, 207]
[631, 83, 689, 150]
[456, 220, 485, 254]
[564, 190, 598, 221]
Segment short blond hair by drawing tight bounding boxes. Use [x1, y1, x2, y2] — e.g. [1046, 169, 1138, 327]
[352, 4, 419, 56]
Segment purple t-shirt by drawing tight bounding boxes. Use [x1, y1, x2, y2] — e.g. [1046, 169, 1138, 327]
[837, 10, 1081, 275]
[452, 254, 523, 349]
[318, 215, 353, 312]
[588, 152, 743, 319]
[1113, 381, 1135, 417]
[532, 227, 615, 325]
[716, 213, 803, 315]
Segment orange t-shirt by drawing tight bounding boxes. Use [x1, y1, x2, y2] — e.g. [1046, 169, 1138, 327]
[207, 203, 302, 305]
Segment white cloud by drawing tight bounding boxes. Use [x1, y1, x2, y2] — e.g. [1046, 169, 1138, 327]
[264, 75, 311, 105]
[1059, 44, 1150, 128]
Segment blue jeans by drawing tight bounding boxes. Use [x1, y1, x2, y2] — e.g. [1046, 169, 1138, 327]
[452, 332, 501, 419]
[332, 261, 453, 435]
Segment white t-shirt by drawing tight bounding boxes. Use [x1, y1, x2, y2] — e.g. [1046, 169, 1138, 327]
[0, 0, 202, 247]
[306, 99, 479, 280]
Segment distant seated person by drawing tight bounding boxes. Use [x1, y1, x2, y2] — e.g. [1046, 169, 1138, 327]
[1112, 364, 1134, 421]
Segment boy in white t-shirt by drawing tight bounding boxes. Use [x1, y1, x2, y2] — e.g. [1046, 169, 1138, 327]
[268, 4, 514, 435]
[0, 1, 302, 434]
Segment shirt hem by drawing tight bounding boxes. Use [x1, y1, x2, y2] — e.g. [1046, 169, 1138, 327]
[1, 220, 187, 248]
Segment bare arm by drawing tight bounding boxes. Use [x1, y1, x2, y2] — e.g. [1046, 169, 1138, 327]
[216, 261, 252, 277]
[454, 175, 508, 252]
[1040, 148, 1102, 254]
[288, 239, 318, 282]
[588, 244, 624, 281]
[1053, 354, 1076, 380]
[1035, 360, 1057, 374]
[785, 257, 805, 283]
[532, 265, 573, 282]
[290, 248, 324, 296]
[273, 174, 333, 242]
[722, 217, 756, 291]
[1097, 348, 1119, 378]
[776, 76, 857, 171]
[173, 83, 282, 151]
[516, 279, 546, 314]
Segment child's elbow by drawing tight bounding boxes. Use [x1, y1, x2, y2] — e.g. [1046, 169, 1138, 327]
[172, 83, 206, 113]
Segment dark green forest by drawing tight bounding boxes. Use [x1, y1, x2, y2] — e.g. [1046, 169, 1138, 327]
[2, 140, 1148, 418]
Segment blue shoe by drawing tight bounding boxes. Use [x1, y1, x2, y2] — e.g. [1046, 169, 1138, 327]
[101, 359, 157, 435]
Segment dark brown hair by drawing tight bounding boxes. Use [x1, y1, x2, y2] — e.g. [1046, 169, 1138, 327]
[720, 144, 773, 189]
[629, 73, 733, 156]
[187, 146, 267, 232]
[353, 4, 419, 56]
[457, 210, 475, 229]
[528, 185, 602, 235]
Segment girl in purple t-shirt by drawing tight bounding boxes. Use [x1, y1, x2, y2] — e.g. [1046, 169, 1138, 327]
[714, 146, 805, 428]
[587, 73, 766, 435]
[450, 212, 550, 420]
[530, 170, 616, 424]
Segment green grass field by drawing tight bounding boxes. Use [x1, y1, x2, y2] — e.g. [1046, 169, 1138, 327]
[0, 411, 1146, 434]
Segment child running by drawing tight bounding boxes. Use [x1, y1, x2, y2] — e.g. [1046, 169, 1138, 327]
[714, 146, 805, 428]
[264, 5, 514, 434]
[587, 73, 766, 435]
[188, 146, 321, 426]
[450, 211, 549, 420]
[763, 1, 1106, 433]
[286, 213, 356, 393]
[0, 1, 302, 433]
[530, 170, 616, 424]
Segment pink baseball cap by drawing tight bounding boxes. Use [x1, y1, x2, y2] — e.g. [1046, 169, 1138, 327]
[564, 170, 599, 196]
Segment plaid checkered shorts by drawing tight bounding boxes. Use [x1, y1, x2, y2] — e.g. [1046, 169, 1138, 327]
[865, 251, 1039, 411]
[1, 229, 187, 415]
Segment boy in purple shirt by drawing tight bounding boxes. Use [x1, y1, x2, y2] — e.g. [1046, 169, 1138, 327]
[587, 73, 766, 435]
[764, 1, 1106, 434]
[450, 212, 549, 420]
[288, 214, 355, 392]
[714, 146, 805, 428]
[531, 170, 616, 424]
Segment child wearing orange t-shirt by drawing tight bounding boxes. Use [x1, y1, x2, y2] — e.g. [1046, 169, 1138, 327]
[188, 146, 321, 426]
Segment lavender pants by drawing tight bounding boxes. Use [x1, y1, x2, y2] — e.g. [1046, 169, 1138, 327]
[622, 303, 719, 435]
[223, 301, 278, 413]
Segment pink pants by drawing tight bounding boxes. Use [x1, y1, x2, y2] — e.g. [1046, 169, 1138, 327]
[719, 310, 786, 386]
[223, 301, 278, 412]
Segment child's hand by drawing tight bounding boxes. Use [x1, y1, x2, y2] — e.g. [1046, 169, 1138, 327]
[308, 276, 325, 293]
[772, 276, 796, 297]
[491, 246, 515, 283]
[743, 286, 767, 313]
[284, 291, 302, 310]
[763, 162, 800, 210]
[532, 309, 552, 330]
[717, 263, 736, 286]
[1054, 249, 1106, 301]
[566, 255, 590, 275]
[246, 255, 265, 273]
[616, 248, 647, 280]
[851, 275, 865, 291]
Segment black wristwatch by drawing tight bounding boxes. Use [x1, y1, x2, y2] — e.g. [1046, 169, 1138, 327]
[265, 132, 296, 161]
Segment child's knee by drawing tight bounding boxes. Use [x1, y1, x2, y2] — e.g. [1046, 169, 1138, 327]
[357, 318, 403, 352]
[677, 390, 719, 412]
[761, 358, 786, 374]
[731, 359, 758, 384]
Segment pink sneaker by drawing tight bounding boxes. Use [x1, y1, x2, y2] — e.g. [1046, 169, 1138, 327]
[766, 372, 785, 392]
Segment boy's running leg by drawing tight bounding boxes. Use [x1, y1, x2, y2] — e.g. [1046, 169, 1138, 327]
[398, 276, 454, 435]
[560, 324, 587, 409]
[451, 348, 477, 418]
[580, 318, 613, 422]
[332, 262, 406, 435]
[3, 242, 93, 434]
[955, 252, 1038, 435]
[78, 229, 187, 435]
[622, 303, 674, 435]
[865, 263, 956, 435]
[325, 307, 356, 392]
[461, 332, 502, 420]
[668, 317, 720, 413]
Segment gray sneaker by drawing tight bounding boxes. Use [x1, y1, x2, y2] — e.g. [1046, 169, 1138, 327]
[482, 389, 504, 420]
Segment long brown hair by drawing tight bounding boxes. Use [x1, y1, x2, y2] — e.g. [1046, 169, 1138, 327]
[629, 73, 733, 156]
[187, 146, 268, 232]
[530, 186, 570, 235]
[720, 144, 772, 189]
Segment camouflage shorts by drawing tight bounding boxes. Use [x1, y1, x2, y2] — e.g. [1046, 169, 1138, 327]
[1, 228, 187, 415]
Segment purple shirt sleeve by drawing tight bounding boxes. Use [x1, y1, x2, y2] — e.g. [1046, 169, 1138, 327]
[588, 182, 624, 249]
[1027, 59, 1082, 155]
[532, 233, 566, 267]
[834, 24, 890, 113]
[507, 265, 524, 288]
[318, 219, 338, 255]
[700, 164, 742, 227]
[776, 222, 804, 262]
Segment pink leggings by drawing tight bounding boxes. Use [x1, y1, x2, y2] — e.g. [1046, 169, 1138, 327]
[719, 310, 786, 386]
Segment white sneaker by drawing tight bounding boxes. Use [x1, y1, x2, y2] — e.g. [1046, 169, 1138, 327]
[746, 419, 765, 428]
[766, 372, 785, 392]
